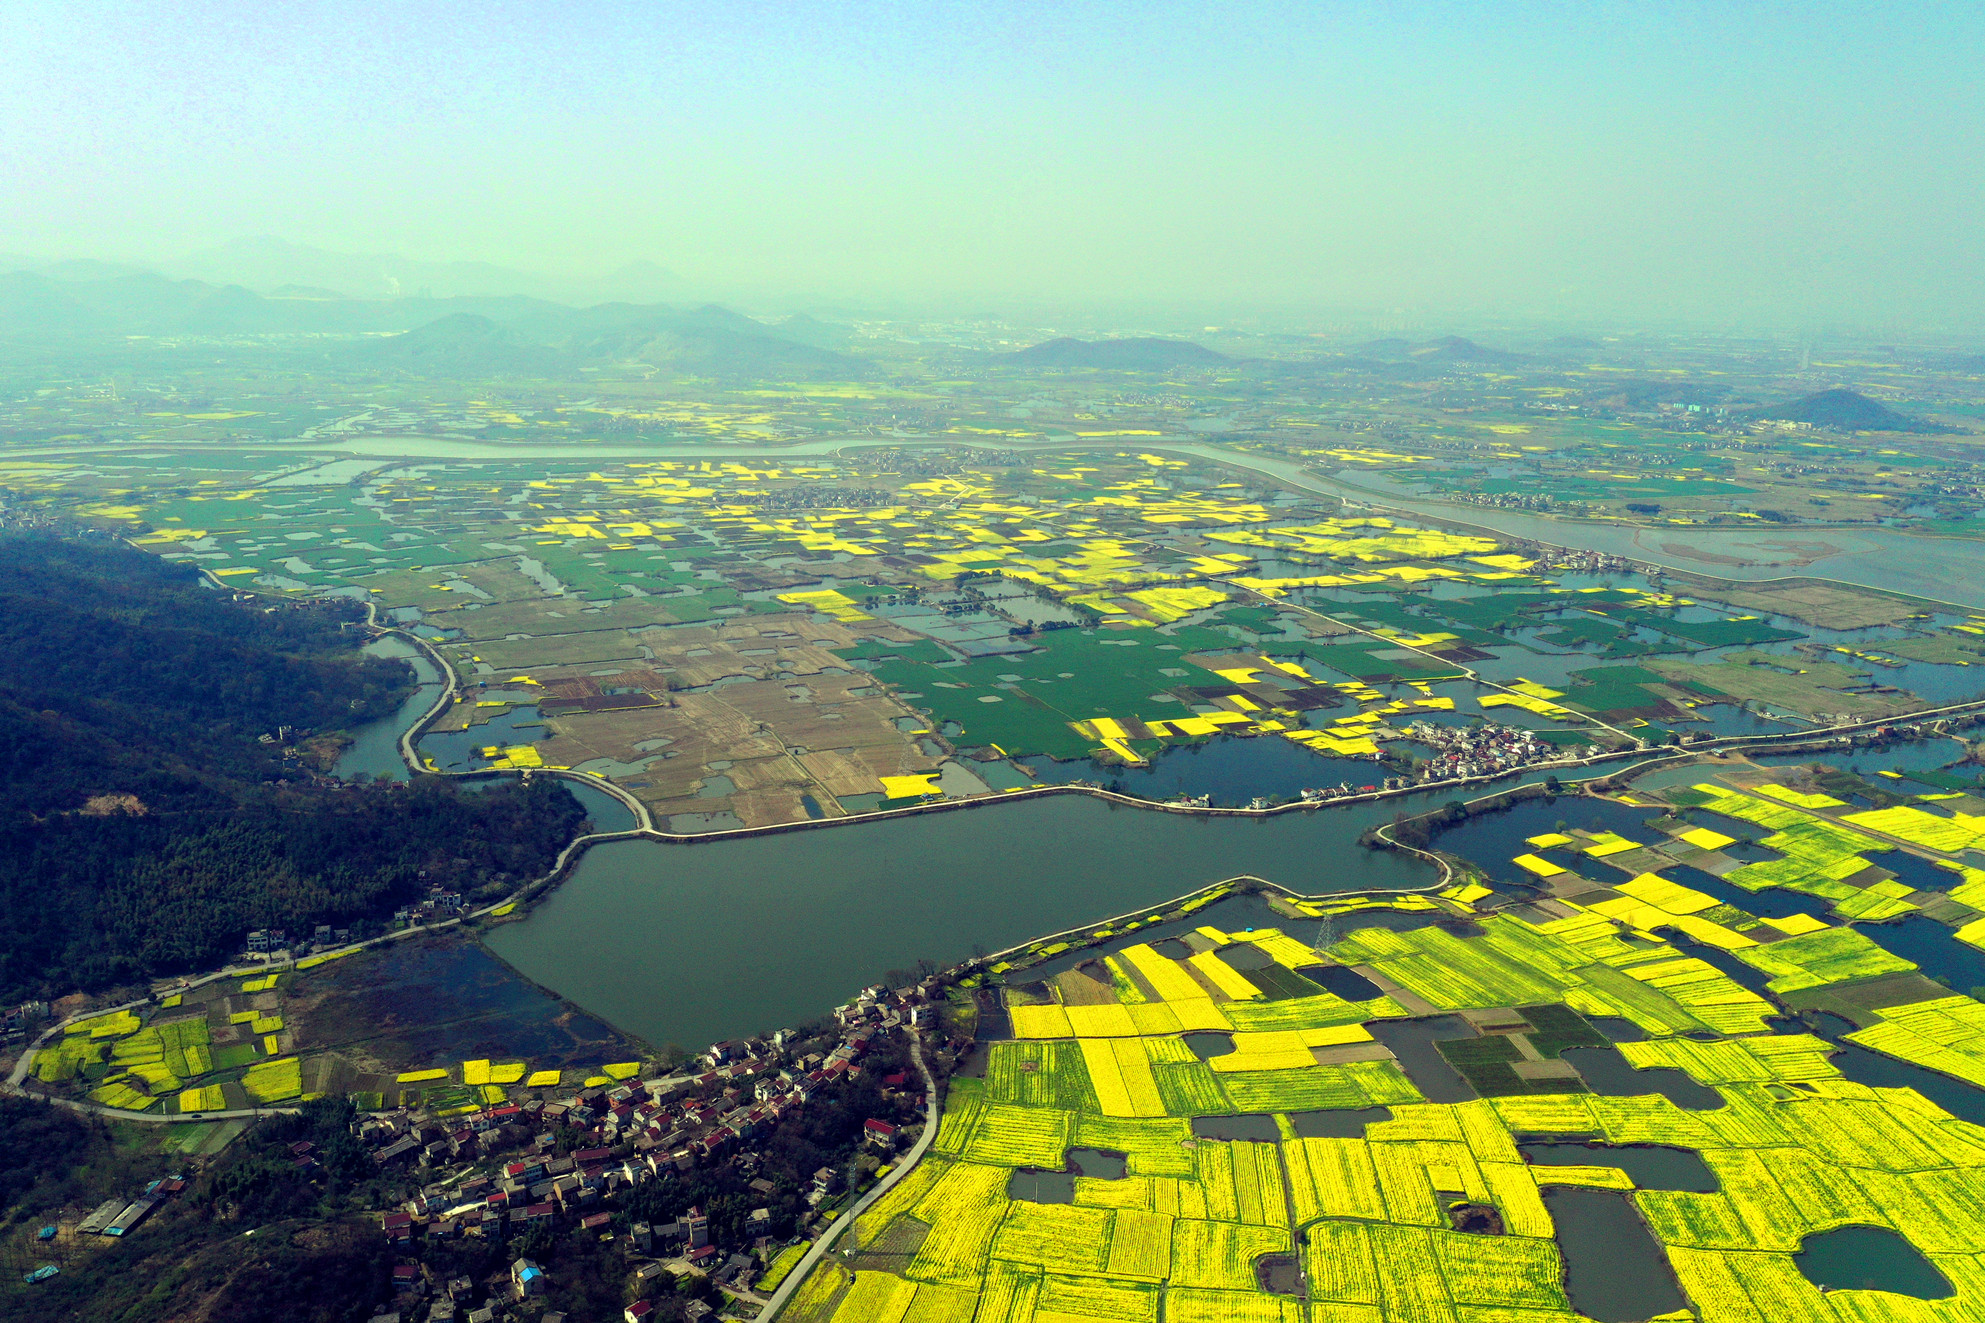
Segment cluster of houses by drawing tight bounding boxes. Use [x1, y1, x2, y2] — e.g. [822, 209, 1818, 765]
[1526, 549, 1635, 576]
[1294, 778, 1408, 804]
[3, 998, 50, 1046]
[393, 891, 467, 926]
[241, 888, 467, 961]
[361, 990, 934, 1322]
[244, 921, 366, 958]
[1407, 719, 1577, 781]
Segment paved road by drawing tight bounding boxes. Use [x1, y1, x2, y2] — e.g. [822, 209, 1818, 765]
[8, 1092, 297, 1123]
[760, 1032, 940, 1322]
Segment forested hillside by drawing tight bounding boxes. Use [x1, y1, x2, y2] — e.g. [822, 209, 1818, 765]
[0, 535, 586, 1002]
[0, 535, 407, 814]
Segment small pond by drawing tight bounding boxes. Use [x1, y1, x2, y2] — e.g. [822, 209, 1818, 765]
[1519, 1142, 1718, 1192]
[1561, 1046, 1724, 1110]
[1006, 1147, 1128, 1203]
[1192, 1114, 1281, 1143]
[1183, 1032, 1235, 1062]
[1288, 1106, 1392, 1138]
[1369, 1016, 1481, 1104]
[1795, 1225, 1953, 1298]
[1542, 1186, 1687, 1323]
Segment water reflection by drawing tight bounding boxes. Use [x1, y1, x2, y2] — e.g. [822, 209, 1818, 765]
[1750, 737, 1969, 777]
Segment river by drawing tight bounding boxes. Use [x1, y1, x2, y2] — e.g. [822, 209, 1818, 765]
[333, 636, 444, 780]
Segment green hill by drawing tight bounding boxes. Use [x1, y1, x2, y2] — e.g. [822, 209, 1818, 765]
[0, 536, 585, 1001]
[1747, 388, 1949, 433]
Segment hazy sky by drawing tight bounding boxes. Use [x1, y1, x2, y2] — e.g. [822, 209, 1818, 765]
[4, 1, 1981, 324]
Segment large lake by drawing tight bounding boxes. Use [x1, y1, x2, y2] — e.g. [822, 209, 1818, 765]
[484, 789, 1446, 1051]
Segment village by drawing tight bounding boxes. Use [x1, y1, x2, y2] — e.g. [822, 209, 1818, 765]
[1403, 718, 1585, 783]
[349, 983, 941, 1323]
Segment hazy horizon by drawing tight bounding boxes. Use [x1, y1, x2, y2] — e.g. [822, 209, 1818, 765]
[6, 1, 1982, 328]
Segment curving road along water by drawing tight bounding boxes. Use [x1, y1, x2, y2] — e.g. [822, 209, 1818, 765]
[19, 430, 1985, 606]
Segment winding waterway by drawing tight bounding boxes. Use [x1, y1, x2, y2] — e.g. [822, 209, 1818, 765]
[333, 636, 444, 780]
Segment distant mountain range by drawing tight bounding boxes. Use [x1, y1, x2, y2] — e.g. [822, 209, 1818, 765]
[1594, 380, 1730, 410]
[0, 267, 865, 378]
[353, 305, 861, 378]
[1746, 388, 1950, 434]
[350, 313, 568, 376]
[0, 268, 518, 337]
[1002, 336, 1229, 369]
[771, 312, 857, 350]
[162, 236, 694, 304]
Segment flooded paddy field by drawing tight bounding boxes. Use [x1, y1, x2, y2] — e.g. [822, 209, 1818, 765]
[1796, 1225, 1954, 1298]
[133, 439, 1985, 843]
[1542, 1186, 1688, 1323]
[290, 934, 642, 1072]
